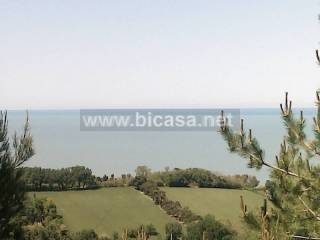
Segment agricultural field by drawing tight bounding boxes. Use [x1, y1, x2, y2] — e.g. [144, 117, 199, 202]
[31, 187, 266, 236]
[162, 187, 266, 231]
[32, 188, 175, 237]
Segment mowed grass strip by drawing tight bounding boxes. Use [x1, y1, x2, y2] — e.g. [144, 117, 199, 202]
[32, 188, 175, 237]
[162, 187, 265, 231]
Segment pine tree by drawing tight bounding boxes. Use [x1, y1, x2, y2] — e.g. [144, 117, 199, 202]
[219, 51, 320, 240]
[0, 111, 34, 239]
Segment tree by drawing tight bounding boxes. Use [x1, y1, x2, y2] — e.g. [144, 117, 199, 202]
[71, 166, 91, 189]
[73, 229, 98, 240]
[165, 222, 182, 240]
[102, 174, 108, 181]
[220, 90, 320, 239]
[135, 165, 151, 178]
[0, 111, 34, 239]
[144, 224, 158, 237]
[186, 215, 234, 240]
[96, 176, 102, 182]
[130, 175, 147, 189]
[22, 166, 96, 191]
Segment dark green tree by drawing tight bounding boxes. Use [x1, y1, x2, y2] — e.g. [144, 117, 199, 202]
[0, 111, 34, 239]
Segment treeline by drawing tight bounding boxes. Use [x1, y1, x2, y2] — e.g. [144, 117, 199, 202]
[22, 166, 97, 191]
[22, 165, 259, 192]
[130, 176, 201, 223]
[130, 176, 235, 239]
[138, 166, 259, 189]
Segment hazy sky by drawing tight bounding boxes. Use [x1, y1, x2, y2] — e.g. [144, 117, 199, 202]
[1, 0, 320, 109]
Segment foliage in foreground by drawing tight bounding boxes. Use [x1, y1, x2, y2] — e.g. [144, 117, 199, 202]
[0, 111, 34, 239]
[220, 92, 320, 239]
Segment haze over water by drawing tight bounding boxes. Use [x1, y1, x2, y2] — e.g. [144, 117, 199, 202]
[6, 109, 316, 183]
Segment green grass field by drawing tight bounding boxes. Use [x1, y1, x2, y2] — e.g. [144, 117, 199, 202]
[32, 188, 175, 237]
[162, 187, 266, 231]
[32, 187, 266, 236]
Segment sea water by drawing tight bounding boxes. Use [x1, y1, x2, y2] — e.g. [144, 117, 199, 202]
[5, 109, 316, 183]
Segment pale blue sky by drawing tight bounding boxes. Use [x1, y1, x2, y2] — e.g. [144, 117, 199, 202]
[1, 0, 320, 109]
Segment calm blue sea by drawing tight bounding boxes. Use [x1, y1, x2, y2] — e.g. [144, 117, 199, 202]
[6, 109, 317, 183]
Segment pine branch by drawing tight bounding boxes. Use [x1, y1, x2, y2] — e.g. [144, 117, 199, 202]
[220, 116, 302, 178]
[316, 49, 320, 65]
[298, 196, 320, 221]
[263, 160, 299, 178]
[13, 111, 34, 167]
[291, 236, 320, 239]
